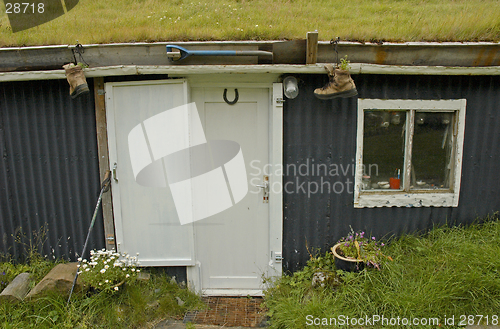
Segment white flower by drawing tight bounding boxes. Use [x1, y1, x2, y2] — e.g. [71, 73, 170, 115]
[82, 259, 87, 263]
[85, 268, 90, 272]
[104, 265, 109, 269]
[100, 269, 106, 273]
[123, 268, 126, 271]
[99, 282, 102, 286]
[126, 274, 130, 278]
[131, 268, 135, 272]
[114, 287, 119, 291]
[105, 280, 109, 283]
[77, 257, 82, 262]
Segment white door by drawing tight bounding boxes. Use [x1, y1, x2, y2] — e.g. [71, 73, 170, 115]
[190, 87, 271, 295]
[106, 79, 283, 294]
[105, 80, 196, 266]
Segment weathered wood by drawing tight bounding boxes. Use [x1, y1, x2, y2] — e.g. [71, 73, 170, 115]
[0, 46, 74, 72]
[0, 273, 33, 302]
[94, 77, 116, 250]
[272, 40, 306, 64]
[3, 64, 500, 84]
[2, 41, 500, 72]
[306, 31, 319, 64]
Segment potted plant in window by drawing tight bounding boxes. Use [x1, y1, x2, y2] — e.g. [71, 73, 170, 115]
[331, 229, 392, 272]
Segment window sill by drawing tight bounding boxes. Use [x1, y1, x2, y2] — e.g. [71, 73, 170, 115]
[354, 191, 459, 208]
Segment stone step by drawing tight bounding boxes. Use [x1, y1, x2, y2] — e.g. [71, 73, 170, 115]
[0, 272, 33, 302]
[25, 262, 83, 300]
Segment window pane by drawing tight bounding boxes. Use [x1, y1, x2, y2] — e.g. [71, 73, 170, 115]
[410, 112, 454, 190]
[362, 110, 406, 190]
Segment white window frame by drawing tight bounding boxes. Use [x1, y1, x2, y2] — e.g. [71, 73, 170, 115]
[354, 99, 466, 208]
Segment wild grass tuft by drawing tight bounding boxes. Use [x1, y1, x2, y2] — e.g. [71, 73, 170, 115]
[264, 215, 500, 328]
[0, 266, 204, 328]
[0, 0, 499, 46]
[0, 226, 204, 328]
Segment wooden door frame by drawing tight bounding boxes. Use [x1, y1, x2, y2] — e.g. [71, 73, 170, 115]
[94, 77, 116, 250]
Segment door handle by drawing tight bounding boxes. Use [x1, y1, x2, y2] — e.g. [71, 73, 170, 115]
[253, 175, 269, 203]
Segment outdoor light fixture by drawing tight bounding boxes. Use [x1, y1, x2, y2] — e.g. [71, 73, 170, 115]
[283, 76, 299, 99]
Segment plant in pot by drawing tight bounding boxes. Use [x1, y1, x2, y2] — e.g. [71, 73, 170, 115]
[331, 229, 392, 272]
[63, 62, 90, 99]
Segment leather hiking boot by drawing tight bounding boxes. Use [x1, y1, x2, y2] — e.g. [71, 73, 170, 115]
[63, 64, 90, 99]
[314, 65, 358, 100]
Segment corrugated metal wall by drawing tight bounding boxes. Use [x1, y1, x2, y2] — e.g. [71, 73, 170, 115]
[0, 79, 104, 262]
[283, 74, 500, 273]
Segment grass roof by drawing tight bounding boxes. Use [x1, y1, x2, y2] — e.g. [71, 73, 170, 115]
[1, 0, 500, 47]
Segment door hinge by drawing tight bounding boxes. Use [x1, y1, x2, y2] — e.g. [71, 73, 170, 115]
[275, 97, 285, 104]
[106, 235, 115, 244]
[274, 251, 283, 263]
[112, 163, 118, 182]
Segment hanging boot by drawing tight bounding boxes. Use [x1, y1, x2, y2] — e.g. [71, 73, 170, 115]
[63, 63, 90, 99]
[314, 64, 358, 100]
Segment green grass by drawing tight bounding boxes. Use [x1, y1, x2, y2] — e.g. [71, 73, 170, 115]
[0, 227, 204, 328]
[264, 215, 500, 328]
[0, 264, 204, 328]
[1, 0, 500, 47]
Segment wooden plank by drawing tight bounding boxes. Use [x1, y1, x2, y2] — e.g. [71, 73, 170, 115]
[94, 77, 116, 250]
[3, 64, 500, 84]
[272, 40, 306, 64]
[306, 31, 319, 64]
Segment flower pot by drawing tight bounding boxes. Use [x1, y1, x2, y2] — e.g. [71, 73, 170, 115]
[331, 243, 364, 272]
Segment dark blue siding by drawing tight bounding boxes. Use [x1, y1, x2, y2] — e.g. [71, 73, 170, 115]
[283, 74, 500, 272]
[0, 79, 104, 261]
